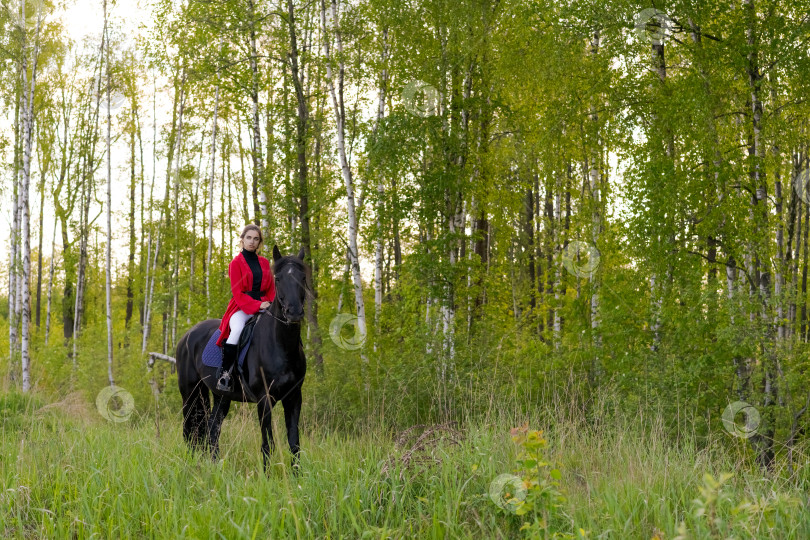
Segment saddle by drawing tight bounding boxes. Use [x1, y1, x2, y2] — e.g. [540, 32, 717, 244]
[238, 312, 260, 354]
[202, 310, 266, 401]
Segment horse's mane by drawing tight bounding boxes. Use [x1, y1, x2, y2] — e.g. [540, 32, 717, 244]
[273, 256, 307, 273]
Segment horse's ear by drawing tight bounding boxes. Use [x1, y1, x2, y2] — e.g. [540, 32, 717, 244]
[297, 246, 305, 261]
[273, 244, 282, 262]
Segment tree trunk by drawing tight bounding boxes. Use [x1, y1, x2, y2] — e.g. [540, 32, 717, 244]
[744, 0, 775, 469]
[104, 0, 115, 386]
[321, 0, 367, 351]
[525, 186, 536, 315]
[73, 55, 103, 370]
[206, 50, 221, 316]
[35, 167, 45, 328]
[45, 218, 58, 345]
[372, 27, 389, 351]
[20, 8, 44, 391]
[126, 103, 137, 329]
[287, 0, 323, 367]
[248, 0, 267, 231]
[8, 89, 21, 370]
[587, 29, 602, 388]
[143, 68, 186, 354]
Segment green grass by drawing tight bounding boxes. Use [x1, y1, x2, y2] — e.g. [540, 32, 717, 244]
[2, 389, 809, 539]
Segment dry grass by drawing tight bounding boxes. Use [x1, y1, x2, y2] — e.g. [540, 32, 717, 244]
[380, 421, 465, 481]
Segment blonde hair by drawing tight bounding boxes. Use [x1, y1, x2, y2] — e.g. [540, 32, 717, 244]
[238, 224, 264, 251]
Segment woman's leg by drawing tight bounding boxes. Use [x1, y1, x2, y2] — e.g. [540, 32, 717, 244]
[217, 310, 251, 391]
[226, 310, 251, 345]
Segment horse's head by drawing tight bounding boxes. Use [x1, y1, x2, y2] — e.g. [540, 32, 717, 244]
[271, 245, 309, 323]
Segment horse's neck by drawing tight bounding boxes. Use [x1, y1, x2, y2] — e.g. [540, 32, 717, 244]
[267, 309, 301, 350]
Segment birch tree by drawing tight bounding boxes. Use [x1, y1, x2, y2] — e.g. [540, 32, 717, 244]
[320, 0, 367, 347]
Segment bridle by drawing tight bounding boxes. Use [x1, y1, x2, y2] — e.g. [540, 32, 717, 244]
[261, 304, 297, 325]
[259, 260, 308, 326]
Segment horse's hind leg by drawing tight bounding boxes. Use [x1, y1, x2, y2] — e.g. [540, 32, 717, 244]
[206, 393, 231, 461]
[182, 382, 210, 452]
[282, 387, 302, 473]
[257, 396, 275, 473]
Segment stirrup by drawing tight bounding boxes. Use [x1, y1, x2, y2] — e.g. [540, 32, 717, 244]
[216, 371, 233, 391]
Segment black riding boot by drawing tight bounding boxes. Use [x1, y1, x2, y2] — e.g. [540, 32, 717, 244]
[216, 343, 239, 392]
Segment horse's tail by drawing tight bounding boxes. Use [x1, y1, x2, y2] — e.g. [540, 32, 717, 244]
[182, 380, 210, 449]
[177, 328, 210, 450]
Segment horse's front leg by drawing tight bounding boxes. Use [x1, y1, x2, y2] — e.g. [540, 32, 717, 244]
[207, 392, 231, 462]
[282, 386, 302, 473]
[257, 395, 275, 473]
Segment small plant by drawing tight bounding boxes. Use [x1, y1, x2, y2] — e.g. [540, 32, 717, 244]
[504, 423, 589, 539]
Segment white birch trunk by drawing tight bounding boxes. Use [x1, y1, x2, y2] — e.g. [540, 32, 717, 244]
[104, 0, 115, 387]
[143, 78, 185, 353]
[321, 0, 367, 349]
[187, 149, 203, 325]
[553, 172, 562, 348]
[466, 195, 475, 335]
[8, 94, 21, 365]
[170, 82, 187, 351]
[336, 250, 350, 313]
[45, 218, 57, 345]
[372, 28, 388, 350]
[589, 33, 601, 359]
[248, 1, 267, 233]
[73, 28, 105, 369]
[20, 4, 43, 392]
[142, 76, 157, 347]
[206, 71, 221, 316]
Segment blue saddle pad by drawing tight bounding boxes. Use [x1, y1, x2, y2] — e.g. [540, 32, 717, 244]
[201, 329, 252, 370]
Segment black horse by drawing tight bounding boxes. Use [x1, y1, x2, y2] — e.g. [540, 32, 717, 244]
[177, 245, 308, 472]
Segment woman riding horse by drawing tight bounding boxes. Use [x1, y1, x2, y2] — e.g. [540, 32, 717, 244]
[215, 224, 276, 391]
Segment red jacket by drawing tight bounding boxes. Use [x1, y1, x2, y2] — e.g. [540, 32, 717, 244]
[216, 251, 276, 346]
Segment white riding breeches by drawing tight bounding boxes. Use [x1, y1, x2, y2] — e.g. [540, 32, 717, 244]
[226, 310, 252, 345]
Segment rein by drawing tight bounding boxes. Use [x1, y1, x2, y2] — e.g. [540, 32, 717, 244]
[259, 302, 300, 326]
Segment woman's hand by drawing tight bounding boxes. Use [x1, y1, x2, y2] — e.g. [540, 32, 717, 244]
[260, 301, 271, 310]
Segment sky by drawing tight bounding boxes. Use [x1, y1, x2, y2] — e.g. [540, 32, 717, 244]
[1, 0, 157, 286]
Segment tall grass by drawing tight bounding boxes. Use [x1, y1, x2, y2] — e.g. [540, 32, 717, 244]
[2, 380, 809, 539]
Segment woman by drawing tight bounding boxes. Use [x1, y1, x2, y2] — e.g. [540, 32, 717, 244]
[215, 224, 276, 391]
